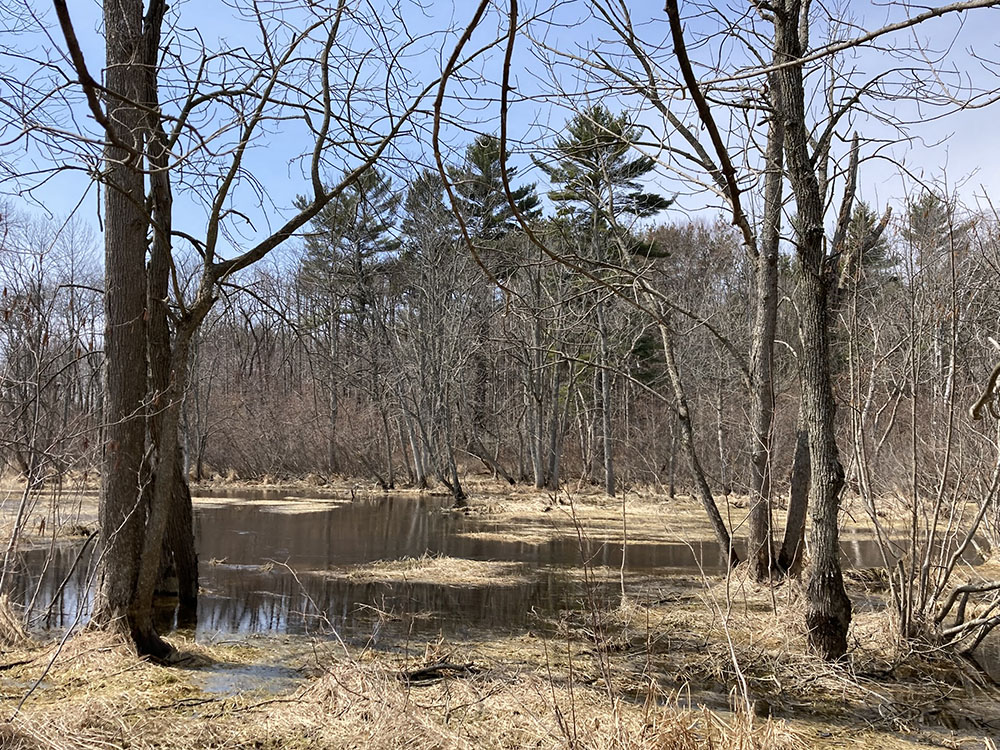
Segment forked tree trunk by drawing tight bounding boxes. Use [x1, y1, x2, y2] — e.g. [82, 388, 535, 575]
[130, 0, 192, 657]
[130, 329, 194, 659]
[774, 0, 851, 659]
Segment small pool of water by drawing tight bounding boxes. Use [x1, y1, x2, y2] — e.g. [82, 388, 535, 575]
[197, 662, 304, 694]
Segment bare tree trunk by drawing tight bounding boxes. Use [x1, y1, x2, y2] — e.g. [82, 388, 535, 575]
[399, 420, 414, 484]
[530, 305, 546, 489]
[598, 309, 616, 497]
[546, 362, 572, 491]
[659, 321, 738, 565]
[532, 387, 546, 489]
[715, 385, 729, 494]
[381, 410, 395, 489]
[161, 463, 197, 623]
[747, 97, 783, 581]
[796, 271, 851, 658]
[328, 378, 339, 474]
[779, 413, 810, 574]
[774, 0, 851, 658]
[130, 328, 193, 658]
[129, 1, 193, 656]
[91, 0, 151, 633]
[444, 445, 467, 507]
[667, 419, 676, 499]
[468, 436, 516, 485]
[401, 408, 427, 488]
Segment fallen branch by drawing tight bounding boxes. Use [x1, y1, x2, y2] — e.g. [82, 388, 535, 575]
[936, 579, 1000, 625]
[0, 659, 34, 671]
[399, 661, 479, 685]
[970, 361, 1000, 420]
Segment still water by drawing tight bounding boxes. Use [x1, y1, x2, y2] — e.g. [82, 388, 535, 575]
[7, 491, 914, 642]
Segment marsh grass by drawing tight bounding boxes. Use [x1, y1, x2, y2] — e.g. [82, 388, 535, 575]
[0, 629, 805, 750]
[2, 481, 998, 748]
[322, 553, 533, 586]
[0, 595, 28, 647]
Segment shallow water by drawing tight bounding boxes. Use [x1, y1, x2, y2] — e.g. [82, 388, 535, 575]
[3, 491, 968, 643]
[197, 662, 303, 694]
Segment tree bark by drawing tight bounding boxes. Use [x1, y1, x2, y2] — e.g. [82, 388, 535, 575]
[130, 328, 193, 659]
[91, 0, 150, 633]
[779, 414, 810, 574]
[796, 271, 851, 658]
[774, 0, 851, 659]
[598, 308, 616, 497]
[746, 88, 783, 581]
[163, 464, 198, 616]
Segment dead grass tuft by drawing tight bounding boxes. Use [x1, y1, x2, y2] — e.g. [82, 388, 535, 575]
[0, 595, 30, 647]
[324, 553, 532, 586]
[270, 657, 805, 750]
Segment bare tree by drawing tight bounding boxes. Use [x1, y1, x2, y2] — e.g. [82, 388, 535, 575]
[40, 0, 453, 656]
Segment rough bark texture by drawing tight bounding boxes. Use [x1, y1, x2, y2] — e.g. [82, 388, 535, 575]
[779, 415, 809, 574]
[130, 329, 191, 659]
[797, 276, 851, 658]
[162, 464, 198, 612]
[746, 90, 783, 581]
[91, 0, 149, 631]
[774, 0, 852, 659]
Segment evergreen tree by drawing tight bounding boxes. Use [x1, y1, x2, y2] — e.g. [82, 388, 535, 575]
[901, 191, 969, 273]
[534, 104, 671, 251]
[401, 168, 456, 255]
[449, 134, 540, 242]
[297, 168, 401, 326]
[534, 105, 671, 497]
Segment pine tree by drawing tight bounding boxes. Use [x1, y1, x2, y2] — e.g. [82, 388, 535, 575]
[449, 134, 540, 242]
[297, 168, 401, 327]
[534, 105, 671, 497]
[534, 104, 671, 250]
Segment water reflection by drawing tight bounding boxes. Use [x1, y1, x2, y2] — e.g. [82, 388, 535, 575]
[193, 495, 736, 572]
[3, 493, 954, 641]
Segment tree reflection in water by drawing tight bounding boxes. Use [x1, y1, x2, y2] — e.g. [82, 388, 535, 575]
[5, 492, 927, 641]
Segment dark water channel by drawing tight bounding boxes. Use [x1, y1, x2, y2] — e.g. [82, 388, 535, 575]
[7, 491, 929, 643]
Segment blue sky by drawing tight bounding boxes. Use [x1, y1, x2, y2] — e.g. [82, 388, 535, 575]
[1, 0, 998, 264]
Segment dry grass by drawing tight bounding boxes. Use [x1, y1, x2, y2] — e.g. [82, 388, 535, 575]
[2, 479, 998, 748]
[0, 573, 996, 748]
[322, 553, 533, 586]
[0, 630, 805, 750]
[553, 565, 1000, 745]
[0, 595, 29, 647]
[455, 487, 727, 546]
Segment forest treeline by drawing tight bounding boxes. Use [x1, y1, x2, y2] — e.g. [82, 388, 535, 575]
[3, 118, 998, 510]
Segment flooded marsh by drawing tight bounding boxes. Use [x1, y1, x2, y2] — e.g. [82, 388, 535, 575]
[1, 484, 999, 749]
